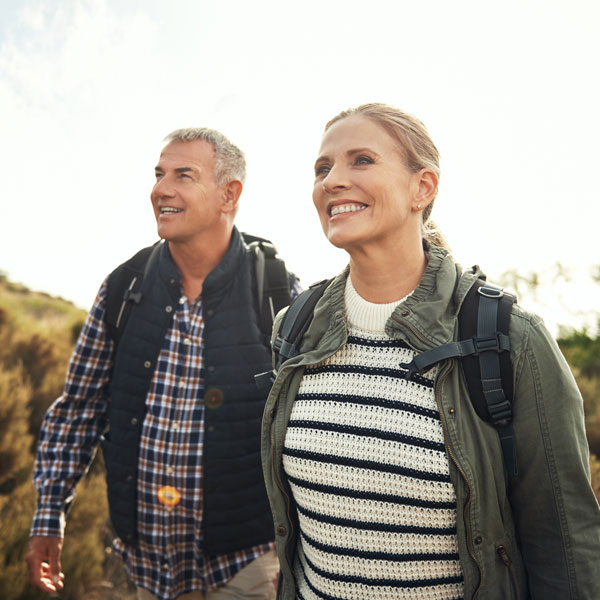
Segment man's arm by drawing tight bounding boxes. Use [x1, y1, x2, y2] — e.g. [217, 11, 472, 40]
[27, 279, 114, 593]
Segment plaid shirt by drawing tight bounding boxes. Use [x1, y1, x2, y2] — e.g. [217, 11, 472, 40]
[32, 270, 300, 600]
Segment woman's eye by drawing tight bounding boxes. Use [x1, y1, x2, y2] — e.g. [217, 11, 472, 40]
[315, 164, 331, 176]
[355, 155, 373, 165]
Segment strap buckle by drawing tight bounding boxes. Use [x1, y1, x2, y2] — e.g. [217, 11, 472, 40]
[478, 285, 504, 299]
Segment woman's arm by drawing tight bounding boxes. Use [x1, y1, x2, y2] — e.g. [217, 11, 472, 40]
[509, 313, 600, 598]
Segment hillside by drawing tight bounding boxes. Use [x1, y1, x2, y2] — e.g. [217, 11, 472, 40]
[0, 274, 134, 599]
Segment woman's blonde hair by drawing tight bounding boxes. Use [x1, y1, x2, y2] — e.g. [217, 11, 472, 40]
[325, 103, 449, 249]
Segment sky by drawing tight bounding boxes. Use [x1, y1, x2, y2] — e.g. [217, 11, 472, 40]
[1, 0, 599, 335]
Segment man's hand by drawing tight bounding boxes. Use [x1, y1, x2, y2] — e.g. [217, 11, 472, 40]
[25, 536, 65, 593]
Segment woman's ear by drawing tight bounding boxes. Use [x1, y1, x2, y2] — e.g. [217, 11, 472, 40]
[413, 168, 438, 211]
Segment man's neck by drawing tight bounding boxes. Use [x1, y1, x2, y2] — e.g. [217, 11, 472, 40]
[168, 228, 233, 301]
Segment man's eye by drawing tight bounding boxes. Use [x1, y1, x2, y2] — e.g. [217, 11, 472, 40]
[315, 164, 331, 176]
[355, 155, 373, 165]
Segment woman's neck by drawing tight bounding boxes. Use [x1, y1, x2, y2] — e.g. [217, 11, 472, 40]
[347, 237, 427, 304]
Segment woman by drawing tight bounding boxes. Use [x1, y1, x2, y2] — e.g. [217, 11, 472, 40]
[262, 103, 600, 599]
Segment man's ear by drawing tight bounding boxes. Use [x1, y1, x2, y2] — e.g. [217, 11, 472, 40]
[221, 180, 243, 214]
[413, 168, 438, 211]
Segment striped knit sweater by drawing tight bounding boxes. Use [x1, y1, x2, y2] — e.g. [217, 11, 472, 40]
[282, 276, 464, 600]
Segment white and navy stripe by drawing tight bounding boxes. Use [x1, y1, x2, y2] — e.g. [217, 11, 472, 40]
[282, 277, 464, 600]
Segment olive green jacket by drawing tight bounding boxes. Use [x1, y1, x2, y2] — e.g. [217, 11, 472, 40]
[261, 245, 600, 600]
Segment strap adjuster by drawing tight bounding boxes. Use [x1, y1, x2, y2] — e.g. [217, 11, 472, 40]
[472, 332, 509, 355]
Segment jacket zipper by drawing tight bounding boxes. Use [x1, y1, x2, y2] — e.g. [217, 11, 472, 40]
[393, 316, 484, 599]
[497, 545, 520, 600]
[434, 361, 483, 599]
[270, 377, 295, 541]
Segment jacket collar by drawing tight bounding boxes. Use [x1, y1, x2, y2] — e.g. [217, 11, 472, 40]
[303, 245, 482, 357]
[386, 245, 482, 350]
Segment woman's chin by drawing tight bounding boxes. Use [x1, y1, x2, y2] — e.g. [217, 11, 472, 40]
[325, 231, 362, 253]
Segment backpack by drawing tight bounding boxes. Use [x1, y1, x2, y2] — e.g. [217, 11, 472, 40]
[257, 277, 518, 477]
[104, 233, 291, 347]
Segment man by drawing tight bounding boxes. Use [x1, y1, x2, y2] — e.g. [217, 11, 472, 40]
[26, 128, 297, 599]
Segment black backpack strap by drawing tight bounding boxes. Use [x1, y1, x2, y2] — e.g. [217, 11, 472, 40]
[105, 242, 162, 346]
[254, 279, 330, 390]
[400, 279, 518, 476]
[242, 233, 291, 335]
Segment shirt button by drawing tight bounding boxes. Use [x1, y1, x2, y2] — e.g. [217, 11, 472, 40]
[474, 536, 483, 545]
[144, 361, 151, 368]
[206, 309, 214, 317]
[179, 296, 186, 304]
[172, 423, 179, 430]
[162, 562, 169, 570]
[130, 417, 138, 425]
[167, 467, 174, 475]
[165, 305, 173, 313]
[276, 526, 287, 536]
[179, 380, 186, 387]
[183, 338, 191, 345]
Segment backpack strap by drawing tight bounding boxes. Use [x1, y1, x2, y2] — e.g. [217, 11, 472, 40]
[244, 237, 291, 334]
[255, 279, 330, 390]
[400, 280, 518, 476]
[105, 242, 162, 346]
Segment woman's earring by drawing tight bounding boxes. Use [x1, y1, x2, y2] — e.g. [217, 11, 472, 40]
[416, 203, 422, 209]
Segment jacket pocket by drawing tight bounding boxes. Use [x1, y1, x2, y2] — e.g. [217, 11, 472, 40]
[496, 544, 525, 600]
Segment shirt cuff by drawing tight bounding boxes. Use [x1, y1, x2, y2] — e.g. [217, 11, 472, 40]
[30, 503, 66, 538]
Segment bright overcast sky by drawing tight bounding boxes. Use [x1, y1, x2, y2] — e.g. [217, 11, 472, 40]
[1, 0, 599, 333]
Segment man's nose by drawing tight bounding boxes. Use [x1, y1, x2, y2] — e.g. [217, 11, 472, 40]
[152, 175, 175, 197]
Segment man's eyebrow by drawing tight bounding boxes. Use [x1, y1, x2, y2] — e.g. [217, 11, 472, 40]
[154, 166, 199, 176]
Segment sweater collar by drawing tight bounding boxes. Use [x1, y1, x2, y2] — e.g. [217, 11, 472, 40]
[311, 245, 482, 355]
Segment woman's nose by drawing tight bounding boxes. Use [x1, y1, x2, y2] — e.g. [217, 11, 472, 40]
[322, 164, 349, 193]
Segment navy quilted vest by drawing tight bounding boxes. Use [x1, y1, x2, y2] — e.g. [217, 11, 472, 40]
[102, 228, 274, 555]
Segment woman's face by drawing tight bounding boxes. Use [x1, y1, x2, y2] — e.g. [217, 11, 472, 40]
[312, 115, 423, 253]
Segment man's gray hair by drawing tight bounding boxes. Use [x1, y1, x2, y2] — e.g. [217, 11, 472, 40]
[164, 127, 246, 185]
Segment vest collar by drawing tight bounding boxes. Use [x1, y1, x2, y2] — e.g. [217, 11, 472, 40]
[161, 227, 245, 297]
[203, 226, 245, 296]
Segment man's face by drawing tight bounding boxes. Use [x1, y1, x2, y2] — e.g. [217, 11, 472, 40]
[150, 140, 226, 244]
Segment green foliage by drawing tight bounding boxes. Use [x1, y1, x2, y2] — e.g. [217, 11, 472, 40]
[0, 481, 37, 600]
[558, 329, 600, 457]
[558, 329, 600, 378]
[0, 277, 134, 598]
[0, 367, 33, 494]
